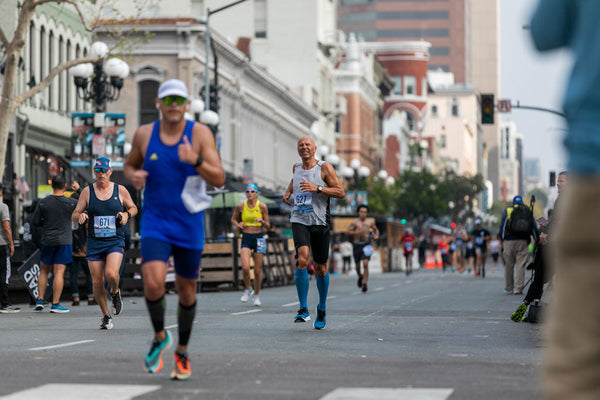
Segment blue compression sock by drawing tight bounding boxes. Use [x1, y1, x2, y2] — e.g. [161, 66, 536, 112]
[295, 268, 309, 309]
[316, 272, 329, 311]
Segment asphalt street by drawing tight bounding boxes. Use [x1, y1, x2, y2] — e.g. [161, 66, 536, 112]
[0, 265, 543, 400]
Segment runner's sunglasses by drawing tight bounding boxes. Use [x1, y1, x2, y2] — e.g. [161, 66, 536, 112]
[246, 190, 256, 194]
[160, 96, 187, 106]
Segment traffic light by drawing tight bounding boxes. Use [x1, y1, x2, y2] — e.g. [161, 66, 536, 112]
[400, 218, 407, 225]
[481, 94, 494, 124]
[209, 84, 220, 113]
[450, 222, 456, 229]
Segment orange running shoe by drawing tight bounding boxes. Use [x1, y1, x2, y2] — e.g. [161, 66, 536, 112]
[171, 351, 191, 380]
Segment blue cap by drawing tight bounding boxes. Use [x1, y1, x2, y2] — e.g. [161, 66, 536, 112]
[94, 157, 111, 171]
[246, 183, 258, 192]
[513, 195, 523, 205]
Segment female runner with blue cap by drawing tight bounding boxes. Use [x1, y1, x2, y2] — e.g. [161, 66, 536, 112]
[230, 183, 270, 306]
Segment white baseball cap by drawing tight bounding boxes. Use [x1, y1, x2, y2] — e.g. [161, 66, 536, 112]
[157, 79, 189, 99]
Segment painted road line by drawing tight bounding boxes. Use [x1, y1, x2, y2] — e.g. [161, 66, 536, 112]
[0, 384, 160, 400]
[164, 324, 178, 329]
[282, 301, 300, 307]
[319, 388, 454, 400]
[231, 309, 263, 315]
[374, 287, 384, 291]
[29, 340, 95, 351]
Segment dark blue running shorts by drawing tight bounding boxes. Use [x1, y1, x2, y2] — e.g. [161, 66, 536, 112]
[40, 244, 73, 265]
[141, 237, 203, 280]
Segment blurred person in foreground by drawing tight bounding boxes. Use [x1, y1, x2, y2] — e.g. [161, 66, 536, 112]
[125, 78, 224, 380]
[530, 2, 600, 398]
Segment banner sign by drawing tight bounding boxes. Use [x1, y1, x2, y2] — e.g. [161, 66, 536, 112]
[70, 112, 126, 168]
[17, 249, 53, 302]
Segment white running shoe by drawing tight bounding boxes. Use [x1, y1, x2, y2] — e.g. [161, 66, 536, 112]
[240, 289, 253, 303]
[253, 295, 261, 307]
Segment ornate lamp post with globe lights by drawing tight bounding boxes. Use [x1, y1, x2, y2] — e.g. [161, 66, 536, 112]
[69, 41, 130, 165]
[343, 158, 370, 210]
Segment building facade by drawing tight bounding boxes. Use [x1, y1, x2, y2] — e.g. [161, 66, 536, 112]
[499, 120, 520, 202]
[97, 17, 318, 192]
[337, 0, 468, 83]
[424, 80, 480, 177]
[1, 2, 92, 229]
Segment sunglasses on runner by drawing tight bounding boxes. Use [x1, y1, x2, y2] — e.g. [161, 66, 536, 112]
[94, 168, 109, 173]
[160, 96, 187, 106]
[246, 190, 256, 194]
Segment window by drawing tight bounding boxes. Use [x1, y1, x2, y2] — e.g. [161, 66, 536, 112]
[422, 77, 427, 96]
[139, 80, 160, 125]
[440, 134, 446, 148]
[431, 105, 438, 117]
[66, 40, 71, 111]
[392, 76, 402, 95]
[58, 36, 64, 112]
[451, 98, 459, 116]
[255, 0, 267, 38]
[404, 76, 416, 95]
[48, 31, 54, 109]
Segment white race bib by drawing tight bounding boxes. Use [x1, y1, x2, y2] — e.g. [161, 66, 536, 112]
[293, 193, 314, 214]
[94, 215, 116, 238]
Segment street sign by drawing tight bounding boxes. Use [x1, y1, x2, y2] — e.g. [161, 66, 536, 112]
[497, 99, 512, 113]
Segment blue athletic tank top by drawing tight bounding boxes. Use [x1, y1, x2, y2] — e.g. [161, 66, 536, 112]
[141, 120, 205, 249]
[87, 183, 125, 240]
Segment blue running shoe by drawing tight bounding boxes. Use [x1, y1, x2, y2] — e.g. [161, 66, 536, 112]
[34, 299, 44, 311]
[294, 307, 311, 323]
[50, 303, 69, 313]
[143, 331, 173, 373]
[314, 308, 326, 330]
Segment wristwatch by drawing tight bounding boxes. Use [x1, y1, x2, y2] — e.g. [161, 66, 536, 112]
[317, 185, 323, 193]
[194, 155, 203, 168]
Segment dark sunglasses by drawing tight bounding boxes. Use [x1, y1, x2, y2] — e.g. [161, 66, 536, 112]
[94, 168, 109, 173]
[246, 190, 256, 194]
[161, 96, 187, 106]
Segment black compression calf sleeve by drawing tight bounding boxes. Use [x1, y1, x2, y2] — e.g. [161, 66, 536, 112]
[177, 301, 197, 347]
[145, 296, 166, 333]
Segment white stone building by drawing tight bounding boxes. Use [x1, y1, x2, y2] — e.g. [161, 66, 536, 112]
[499, 120, 521, 202]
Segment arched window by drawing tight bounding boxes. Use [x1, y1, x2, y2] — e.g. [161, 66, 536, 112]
[75, 44, 81, 111]
[28, 21, 36, 87]
[139, 80, 160, 124]
[66, 40, 71, 112]
[48, 31, 54, 109]
[40, 27, 46, 107]
[58, 36, 64, 112]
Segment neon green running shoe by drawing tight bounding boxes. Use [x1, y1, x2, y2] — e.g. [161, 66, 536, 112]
[511, 303, 527, 322]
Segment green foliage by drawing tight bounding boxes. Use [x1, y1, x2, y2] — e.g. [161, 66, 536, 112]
[366, 168, 485, 224]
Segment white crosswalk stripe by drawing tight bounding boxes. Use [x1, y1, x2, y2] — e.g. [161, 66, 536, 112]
[0, 384, 161, 400]
[319, 388, 454, 400]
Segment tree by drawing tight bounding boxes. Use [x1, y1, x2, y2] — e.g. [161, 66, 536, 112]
[0, 0, 156, 181]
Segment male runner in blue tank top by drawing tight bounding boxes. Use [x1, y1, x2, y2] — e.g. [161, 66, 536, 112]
[283, 136, 345, 329]
[124, 79, 224, 380]
[72, 158, 138, 329]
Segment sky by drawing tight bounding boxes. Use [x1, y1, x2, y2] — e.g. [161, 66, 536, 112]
[500, 0, 572, 186]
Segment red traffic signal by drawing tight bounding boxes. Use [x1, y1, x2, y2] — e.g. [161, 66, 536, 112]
[450, 222, 456, 229]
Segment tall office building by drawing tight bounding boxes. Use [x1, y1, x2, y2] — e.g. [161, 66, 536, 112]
[338, 0, 502, 200]
[337, 0, 469, 83]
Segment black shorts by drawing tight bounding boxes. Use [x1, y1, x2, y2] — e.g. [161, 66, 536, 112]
[353, 241, 373, 262]
[291, 223, 330, 264]
[241, 233, 267, 254]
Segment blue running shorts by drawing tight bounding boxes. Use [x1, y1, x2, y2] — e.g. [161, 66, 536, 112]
[40, 244, 73, 265]
[141, 237, 203, 280]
